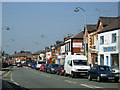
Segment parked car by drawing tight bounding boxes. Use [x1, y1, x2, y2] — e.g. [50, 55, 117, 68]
[13, 62, 17, 66]
[47, 64, 59, 74]
[40, 63, 45, 71]
[17, 63, 22, 67]
[88, 65, 119, 82]
[43, 64, 49, 72]
[31, 62, 37, 69]
[56, 65, 64, 76]
[2, 61, 9, 68]
[27, 63, 32, 67]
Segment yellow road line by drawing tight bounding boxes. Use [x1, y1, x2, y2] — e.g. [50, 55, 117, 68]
[3, 80, 14, 90]
[3, 69, 11, 77]
[2, 68, 14, 90]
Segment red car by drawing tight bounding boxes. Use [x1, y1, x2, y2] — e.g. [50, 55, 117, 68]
[40, 64, 45, 71]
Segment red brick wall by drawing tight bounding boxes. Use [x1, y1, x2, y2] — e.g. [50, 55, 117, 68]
[72, 48, 80, 54]
[72, 39, 83, 54]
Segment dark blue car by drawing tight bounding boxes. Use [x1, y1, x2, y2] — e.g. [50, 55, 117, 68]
[88, 65, 119, 82]
[31, 63, 37, 69]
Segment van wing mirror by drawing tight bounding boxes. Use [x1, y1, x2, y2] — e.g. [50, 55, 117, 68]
[70, 63, 72, 66]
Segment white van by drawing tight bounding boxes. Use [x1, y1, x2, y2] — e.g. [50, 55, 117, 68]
[64, 55, 90, 78]
[36, 61, 46, 70]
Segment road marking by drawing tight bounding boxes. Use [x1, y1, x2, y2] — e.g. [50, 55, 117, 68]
[3, 80, 14, 90]
[80, 84, 103, 88]
[3, 70, 11, 77]
[65, 80, 77, 84]
[81, 84, 94, 88]
[13, 82, 19, 86]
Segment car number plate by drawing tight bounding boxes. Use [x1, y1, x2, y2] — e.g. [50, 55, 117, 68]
[80, 73, 86, 75]
[108, 77, 114, 79]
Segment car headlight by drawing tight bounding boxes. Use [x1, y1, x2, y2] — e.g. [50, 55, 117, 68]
[51, 68, 55, 70]
[72, 68, 77, 72]
[115, 74, 119, 77]
[100, 74, 107, 76]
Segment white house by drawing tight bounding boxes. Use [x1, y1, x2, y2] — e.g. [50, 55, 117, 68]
[98, 16, 120, 72]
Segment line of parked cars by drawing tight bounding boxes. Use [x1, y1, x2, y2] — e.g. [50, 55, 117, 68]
[15, 55, 120, 83]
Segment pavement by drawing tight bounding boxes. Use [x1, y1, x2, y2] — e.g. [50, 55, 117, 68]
[0, 67, 12, 76]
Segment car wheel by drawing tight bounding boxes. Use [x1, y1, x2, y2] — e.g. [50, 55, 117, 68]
[114, 79, 119, 83]
[49, 70, 51, 74]
[56, 71, 59, 75]
[71, 72, 75, 78]
[88, 75, 92, 81]
[97, 76, 101, 82]
[60, 72, 62, 76]
[64, 71, 67, 77]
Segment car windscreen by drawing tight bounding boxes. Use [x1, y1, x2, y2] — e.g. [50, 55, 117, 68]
[51, 64, 58, 67]
[73, 60, 89, 66]
[99, 66, 112, 71]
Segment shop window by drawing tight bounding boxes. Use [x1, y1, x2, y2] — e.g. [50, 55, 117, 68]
[111, 54, 119, 69]
[100, 55, 104, 65]
[112, 33, 116, 43]
[100, 36, 104, 44]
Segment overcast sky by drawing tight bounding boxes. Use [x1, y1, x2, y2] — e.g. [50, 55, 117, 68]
[2, 2, 118, 55]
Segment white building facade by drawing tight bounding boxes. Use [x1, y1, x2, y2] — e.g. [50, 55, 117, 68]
[98, 29, 120, 71]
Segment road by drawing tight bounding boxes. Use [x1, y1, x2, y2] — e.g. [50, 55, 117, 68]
[2, 66, 120, 89]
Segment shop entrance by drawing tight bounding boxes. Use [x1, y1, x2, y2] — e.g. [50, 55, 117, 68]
[111, 54, 119, 69]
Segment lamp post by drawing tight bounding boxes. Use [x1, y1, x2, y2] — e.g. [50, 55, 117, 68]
[1, 26, 10, 57]
[74, 7, 87, 56]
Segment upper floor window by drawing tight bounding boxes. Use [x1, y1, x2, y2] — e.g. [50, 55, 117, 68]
[100, 36, 104, 44]
[112, 33, 116, 43]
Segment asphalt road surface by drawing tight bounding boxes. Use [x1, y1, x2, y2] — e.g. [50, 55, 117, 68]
[2, 66, 120, 89]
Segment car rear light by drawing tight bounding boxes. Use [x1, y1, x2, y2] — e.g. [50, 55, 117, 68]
[61, 70, 64, 72]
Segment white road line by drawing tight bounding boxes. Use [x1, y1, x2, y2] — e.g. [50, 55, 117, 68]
[80, 84, 103, 88]
[91, 85, 103, 88]
[81, 84, 94, 88]
[65, 80, 77, 84]
[13, 82, 19, 86]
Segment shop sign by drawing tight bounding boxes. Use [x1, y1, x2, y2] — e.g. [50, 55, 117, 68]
[73, 43, 82, 48]
[103, 46, 116, 52]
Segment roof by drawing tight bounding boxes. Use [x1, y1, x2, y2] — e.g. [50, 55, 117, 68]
[98, 16, 120, 33]
[33, 50, 46, 55]
[97, 16, 118, 29]
[10, 51, 32, 57]
[86, 24, 97, 33]
[70, 30, 84, 39]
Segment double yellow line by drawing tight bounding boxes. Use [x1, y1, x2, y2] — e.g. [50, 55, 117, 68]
[2, 68, 14, 90]
[3, 80, 14, 90]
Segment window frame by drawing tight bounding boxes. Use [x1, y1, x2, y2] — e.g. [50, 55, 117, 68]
[100, 36, 104, 44]
[111, 33, 116, 43]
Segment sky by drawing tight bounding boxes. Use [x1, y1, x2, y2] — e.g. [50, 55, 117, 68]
[2, 2, 119, 55]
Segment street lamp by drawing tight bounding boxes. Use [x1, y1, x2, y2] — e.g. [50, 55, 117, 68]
[74, 7, 87, 56]
[2, 26, 10, 30]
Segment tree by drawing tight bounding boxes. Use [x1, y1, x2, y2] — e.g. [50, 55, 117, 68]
[2, 51, 5, 56]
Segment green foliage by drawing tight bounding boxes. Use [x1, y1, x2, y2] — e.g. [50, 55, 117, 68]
[2, 51, 5, 56]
